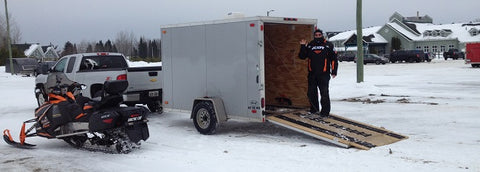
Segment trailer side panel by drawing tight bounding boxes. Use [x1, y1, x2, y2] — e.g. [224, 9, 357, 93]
[164, 25, 208, 110]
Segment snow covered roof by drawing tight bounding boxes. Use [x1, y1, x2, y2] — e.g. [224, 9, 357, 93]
[329, 26, 387, 43]
[330, 18, 480, 45]
[386, 20, 480, 43]
[412, 22, 480, 43]
[24, 44, 45, 58]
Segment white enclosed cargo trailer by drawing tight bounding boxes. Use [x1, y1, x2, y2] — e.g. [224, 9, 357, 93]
[161, 16, 315, 131]
[161, 16, 408, 149]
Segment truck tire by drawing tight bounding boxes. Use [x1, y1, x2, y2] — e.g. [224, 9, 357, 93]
[35, 87, 47, 106]
[147, 101, 163, 114]
[192, 101, 217, 135]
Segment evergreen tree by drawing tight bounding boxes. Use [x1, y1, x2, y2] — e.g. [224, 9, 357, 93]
[112, 45, 118, 52]
[0, 47, 24, 66]
[61, 41, 76, 57]
[151, 39, 159, 58]
[132, 47, 138, 57]
[391, 37, 402, 51]
[147, 40, 153, 58]
[86, 44, 93, 53]
[105, 40, 113, 52]
[95, 40, 104, 52]
[138, 37, 148, 58]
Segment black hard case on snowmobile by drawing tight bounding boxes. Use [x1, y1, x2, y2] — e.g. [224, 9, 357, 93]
[117, 107, 150, 142]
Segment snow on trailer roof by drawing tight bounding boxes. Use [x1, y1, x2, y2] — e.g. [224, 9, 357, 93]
[160, 16, 317, 29]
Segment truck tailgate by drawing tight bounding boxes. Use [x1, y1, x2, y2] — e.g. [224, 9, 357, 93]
[126, 66, 162, 92]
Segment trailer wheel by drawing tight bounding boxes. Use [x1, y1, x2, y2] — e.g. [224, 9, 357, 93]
[192, 101, 217, 135]
[35, 86, 47, 106]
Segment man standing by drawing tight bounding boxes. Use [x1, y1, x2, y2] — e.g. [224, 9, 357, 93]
[298, 29, 338, 117]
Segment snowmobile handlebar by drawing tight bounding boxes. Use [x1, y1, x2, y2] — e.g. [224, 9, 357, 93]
[48, 83, 86, 95]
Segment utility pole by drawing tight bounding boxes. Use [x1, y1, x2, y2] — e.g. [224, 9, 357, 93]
[356, 0, 363, 83]
[4, 0, 14, 75]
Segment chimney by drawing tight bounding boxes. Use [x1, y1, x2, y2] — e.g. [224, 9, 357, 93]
[417, 11, 419, 19]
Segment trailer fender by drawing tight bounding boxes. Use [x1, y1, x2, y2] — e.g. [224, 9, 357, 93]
[191, 97, 227, 124]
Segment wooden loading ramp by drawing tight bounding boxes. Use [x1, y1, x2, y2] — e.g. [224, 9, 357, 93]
[266, 111, 408, 150]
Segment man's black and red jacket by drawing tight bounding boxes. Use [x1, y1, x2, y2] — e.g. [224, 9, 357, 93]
[298, 39, 338, 76]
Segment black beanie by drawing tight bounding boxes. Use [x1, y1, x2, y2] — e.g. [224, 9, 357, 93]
[314, 29, 323, 35]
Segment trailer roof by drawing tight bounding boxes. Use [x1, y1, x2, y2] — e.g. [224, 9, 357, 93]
[161, 16, 317, 29]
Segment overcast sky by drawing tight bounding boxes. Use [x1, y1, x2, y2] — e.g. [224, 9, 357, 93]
[1, 0, 479, 46]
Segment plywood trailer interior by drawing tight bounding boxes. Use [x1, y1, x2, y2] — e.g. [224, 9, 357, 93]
[264, 23, 314, 110]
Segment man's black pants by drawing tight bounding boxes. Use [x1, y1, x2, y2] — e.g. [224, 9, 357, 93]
[307, 73, 330, 115]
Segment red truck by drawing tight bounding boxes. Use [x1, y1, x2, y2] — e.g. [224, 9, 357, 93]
[466, 43, 480, 68]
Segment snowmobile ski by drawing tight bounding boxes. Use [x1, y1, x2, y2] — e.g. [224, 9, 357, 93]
[3, 129, 36, 148]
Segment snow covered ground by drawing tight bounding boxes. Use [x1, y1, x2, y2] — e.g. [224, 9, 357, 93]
[0, 59, 479, 172]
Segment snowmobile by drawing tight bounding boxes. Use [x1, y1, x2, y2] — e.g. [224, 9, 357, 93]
[3, 80, 150, 153]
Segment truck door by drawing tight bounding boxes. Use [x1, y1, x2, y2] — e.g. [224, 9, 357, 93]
[64, 56, 77, 81]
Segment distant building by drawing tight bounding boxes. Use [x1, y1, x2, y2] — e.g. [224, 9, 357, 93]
[13, 43, 59, 61]
[329, 12, 480, 56]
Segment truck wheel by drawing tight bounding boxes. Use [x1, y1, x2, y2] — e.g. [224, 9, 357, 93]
[35, 87, 47, 106]
[192, 101, 217, 135]
[147, 101, 163, 114]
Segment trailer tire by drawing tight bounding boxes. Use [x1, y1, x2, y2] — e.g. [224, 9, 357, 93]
[192, 101, 217, 135]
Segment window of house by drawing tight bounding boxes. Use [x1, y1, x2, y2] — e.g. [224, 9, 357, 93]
[448, 45, 455, 50]
[424, 46, 430, 53]
[432, 45, 438, 52]
[416, 46, 422, 50]
[440, 45, 446, 52]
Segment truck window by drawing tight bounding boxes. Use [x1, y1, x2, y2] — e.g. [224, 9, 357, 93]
[53, 58, 68, 72]
[66, 57, 76, 73]
[80, 55, 128, 71]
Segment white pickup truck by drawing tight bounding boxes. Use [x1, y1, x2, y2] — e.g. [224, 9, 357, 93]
[34, 52, 163, 112]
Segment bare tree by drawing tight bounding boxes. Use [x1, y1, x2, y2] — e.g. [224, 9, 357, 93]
[0, 13, 22, 46]
[114, 31, 136, 57]
[76, 40, 94, 53]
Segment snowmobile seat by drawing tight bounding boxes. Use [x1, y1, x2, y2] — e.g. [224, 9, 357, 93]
[93, 80, 128, 109]
[103, 80, 128, 95]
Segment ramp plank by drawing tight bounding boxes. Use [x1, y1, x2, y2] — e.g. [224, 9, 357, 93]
[266, 111, 408, 150]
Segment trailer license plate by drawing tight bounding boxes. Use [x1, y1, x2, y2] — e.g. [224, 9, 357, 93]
[149, 91, 159, 97]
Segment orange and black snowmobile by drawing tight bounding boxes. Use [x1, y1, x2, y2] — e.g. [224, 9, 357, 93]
[3, 80, 150, 153]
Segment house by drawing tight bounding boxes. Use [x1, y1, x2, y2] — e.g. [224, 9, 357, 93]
[329, 12, 480, 56]
[14, 43, 59, 61]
